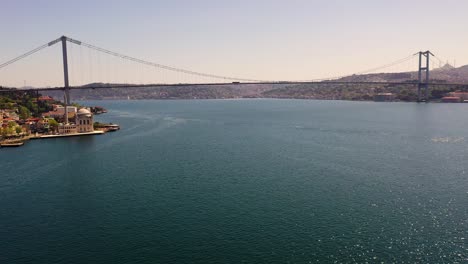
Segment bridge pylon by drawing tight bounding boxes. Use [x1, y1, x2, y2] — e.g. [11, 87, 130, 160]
[417, 50, 433, 102]
[60, 36, 70, 124]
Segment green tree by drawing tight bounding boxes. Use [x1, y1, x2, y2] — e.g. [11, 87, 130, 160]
[7, 127, 14, 135]
[48, 119, 59, 132]
[18, 106, 31, 120]
[15, 126, 22, 134]
[0, 128, 7, 138]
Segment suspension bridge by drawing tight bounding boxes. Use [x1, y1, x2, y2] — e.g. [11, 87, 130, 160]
[1, 35, 467, 105]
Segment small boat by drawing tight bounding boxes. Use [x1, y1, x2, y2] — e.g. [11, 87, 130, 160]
[94, 123, 120, 132]
[1, 142, 24, 147]
[105, 124, 120, 132]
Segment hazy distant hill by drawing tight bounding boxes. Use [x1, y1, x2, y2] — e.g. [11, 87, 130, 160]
[39, 64, 468, 102]
[337, 63, 468, 83]
[43, 83, 281, 101]
[262, 64, 468, 101]
[430, 64, 468, 83]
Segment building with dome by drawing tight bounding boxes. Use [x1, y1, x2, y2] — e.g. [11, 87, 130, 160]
[56, 107, 94, 135]
[76, 108, 94, 133]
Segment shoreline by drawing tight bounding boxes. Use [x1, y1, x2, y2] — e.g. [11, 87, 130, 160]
[1, 131, 106, 148]
[36, 130, 105, 139]
[74, 97, 456, 103]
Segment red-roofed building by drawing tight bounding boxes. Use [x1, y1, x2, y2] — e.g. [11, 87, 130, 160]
[26, 117, 41, 123]
[441, 96, 461, 103]
[38, 96, 54, 101]
[448, 92, 468, 102]
[2, 118, 18, 128]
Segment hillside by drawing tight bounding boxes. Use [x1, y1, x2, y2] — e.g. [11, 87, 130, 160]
[263, 63, 468, 101]
[337, 63, 468, 83]
[32, 64, 468, 102]
[42, 83, 283, 101]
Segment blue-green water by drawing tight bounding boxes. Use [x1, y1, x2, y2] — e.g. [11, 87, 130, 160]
[1, 99, 467, 263]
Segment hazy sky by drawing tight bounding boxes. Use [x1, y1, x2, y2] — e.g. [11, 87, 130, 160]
[1, 0, 468, 87]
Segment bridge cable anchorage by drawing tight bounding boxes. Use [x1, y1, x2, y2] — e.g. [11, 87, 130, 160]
[0, 37, 61, 70]
[64, 36, 270, 83]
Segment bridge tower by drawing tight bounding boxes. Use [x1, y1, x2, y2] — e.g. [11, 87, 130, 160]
[417, 51, 433, 102]
[60, 36, 70, 124]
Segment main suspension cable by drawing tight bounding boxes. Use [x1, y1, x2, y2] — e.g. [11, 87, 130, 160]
[0, 38, 60, 70]
[66, 37, 269, 83]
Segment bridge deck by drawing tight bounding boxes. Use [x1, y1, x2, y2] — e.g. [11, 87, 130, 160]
[2, 81, 468, 93]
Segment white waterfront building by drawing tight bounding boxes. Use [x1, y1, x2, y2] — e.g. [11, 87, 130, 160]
[76, 108, 94, 133]
[57, 108, 94, 134]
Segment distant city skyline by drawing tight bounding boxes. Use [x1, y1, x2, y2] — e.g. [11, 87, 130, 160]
[1, 0, 468, 87]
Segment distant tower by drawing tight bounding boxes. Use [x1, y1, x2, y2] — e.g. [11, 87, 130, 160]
[417, 51, 433, 102]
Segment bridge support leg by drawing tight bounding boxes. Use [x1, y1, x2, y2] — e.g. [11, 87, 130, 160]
[417, 51, 432, 102]
[36, 90, 40, 117]
[61, 36, 70, 124]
